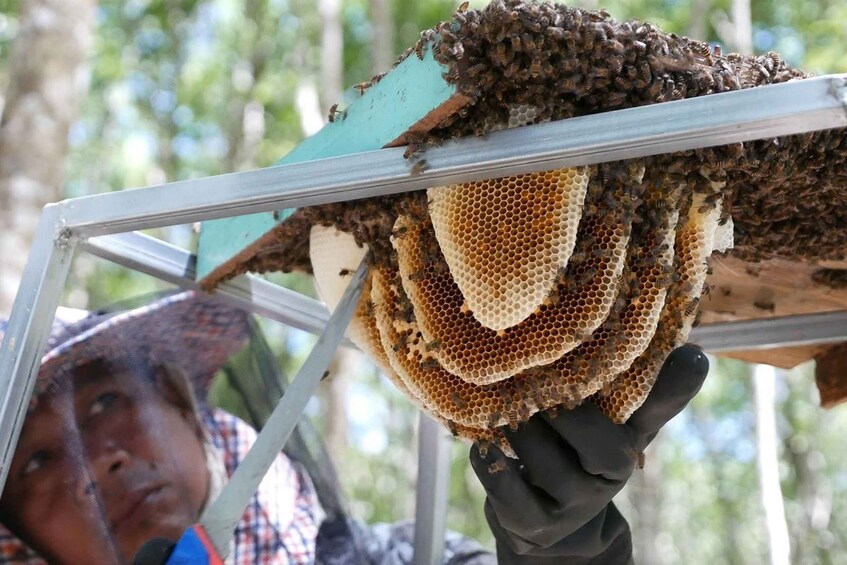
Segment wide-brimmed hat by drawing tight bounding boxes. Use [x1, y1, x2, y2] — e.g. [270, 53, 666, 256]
[0, 291, 252, 401]
[0, 291, 253, 563]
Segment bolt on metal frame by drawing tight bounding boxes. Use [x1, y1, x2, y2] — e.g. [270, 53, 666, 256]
[1, 74, 847, 563]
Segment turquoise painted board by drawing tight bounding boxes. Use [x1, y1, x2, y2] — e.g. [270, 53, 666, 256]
[196, 45, 459, 284]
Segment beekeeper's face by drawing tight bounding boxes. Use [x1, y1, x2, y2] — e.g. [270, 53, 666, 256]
[0, 359, 210, 564]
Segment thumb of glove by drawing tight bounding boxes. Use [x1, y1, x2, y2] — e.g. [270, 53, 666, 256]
[627, 344, 709, 451]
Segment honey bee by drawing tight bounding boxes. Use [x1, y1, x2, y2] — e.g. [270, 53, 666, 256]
[403, 140, 423, 161]
[487, 42, 506, 66]
[625, 447, 646, 469]
[507, 413, 519, 430]
[466, 62, 487, 77]
[547, 26, 566, 42]
[530, 57, 542, 78]
[411, 159, 428, 177]
[488, 458, 508, 474]
[450, 391, 468, 409]
[441, 67, 460, 82]
[392, 333, 408, 353]
[683, 297, 700, 317]
[425, 339, 442, 352]
[446, 421, 459, 437]
[328, 103, 343, 123]
[451, 41, 465, 59]
[420, 358, 440, 370]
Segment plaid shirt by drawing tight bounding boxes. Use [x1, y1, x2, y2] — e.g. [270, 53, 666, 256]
[0, 409, 323, 564]
[206, 409, 323, 564]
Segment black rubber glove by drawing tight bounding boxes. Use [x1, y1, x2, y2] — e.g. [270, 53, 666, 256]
[470, 344, 709, 564]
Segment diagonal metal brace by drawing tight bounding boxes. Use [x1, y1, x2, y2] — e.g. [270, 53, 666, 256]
[199, 258, 369, 557]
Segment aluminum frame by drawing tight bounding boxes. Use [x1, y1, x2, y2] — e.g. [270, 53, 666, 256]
[51, 74, 847, 237]
[1, 75, 847, 562]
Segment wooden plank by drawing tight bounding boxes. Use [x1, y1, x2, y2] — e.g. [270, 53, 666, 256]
[196, 44, 469, 285]
[700, 256, 847, 322]
[815, 344, 847, 408]
[716, 345, 830, 369]
[700, 256, 847, 366]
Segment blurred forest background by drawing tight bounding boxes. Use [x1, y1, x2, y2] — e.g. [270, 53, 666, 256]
[1, 0, 846, 562]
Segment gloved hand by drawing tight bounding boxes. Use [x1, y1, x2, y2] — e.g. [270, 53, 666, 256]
[469, 344, 709, 564]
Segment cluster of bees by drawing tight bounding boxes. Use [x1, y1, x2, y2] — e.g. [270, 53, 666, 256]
[207, 1, 847, 449]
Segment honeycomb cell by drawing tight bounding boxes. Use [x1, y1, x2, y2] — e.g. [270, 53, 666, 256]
[428, 167, 589, 330]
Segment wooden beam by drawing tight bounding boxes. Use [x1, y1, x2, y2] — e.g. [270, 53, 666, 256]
[699, 255, 847, 366]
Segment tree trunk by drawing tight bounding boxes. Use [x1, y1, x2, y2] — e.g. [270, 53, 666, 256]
[224, 0, 271, 172]
[730, 0, 753, 54]
[322, 349, 355, 464]
[0, 0, 96, 315]
[687, 0, 711, 42]
[319, 0, 343, 113]
[370, 0, 395, 76]
[313, 0, 349, 464]
[627, 441, 665, 565]
[782, 375, 834, 564]
[753, 364, 792, 565]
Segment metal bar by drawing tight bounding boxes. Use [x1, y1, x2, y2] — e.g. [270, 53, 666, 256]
[0, 206, 76, 493]
[80, 232, 341, 340]
[200, 259, 368, 557]
[53, 75, 847, 237]
[690, 310, 847, 352]
[82, 232, 847, 353]
[413, 413, 452, 565]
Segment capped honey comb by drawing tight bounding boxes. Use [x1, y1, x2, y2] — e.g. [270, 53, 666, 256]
[428, 167, 589, 330]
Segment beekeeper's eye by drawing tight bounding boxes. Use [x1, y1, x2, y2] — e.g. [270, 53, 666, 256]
[22, 449, 50, 477]
[88, 391, 119, 417]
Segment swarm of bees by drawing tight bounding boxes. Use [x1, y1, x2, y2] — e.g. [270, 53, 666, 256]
[207, 1, 847, 450]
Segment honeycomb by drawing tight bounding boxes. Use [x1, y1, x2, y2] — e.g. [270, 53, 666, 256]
[484, 103, 544, 133]
[335, 173, 676, 431]
[595, 193, 723, 422]
[393, 176, 631, 385]
[427, 167, 589, 330]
